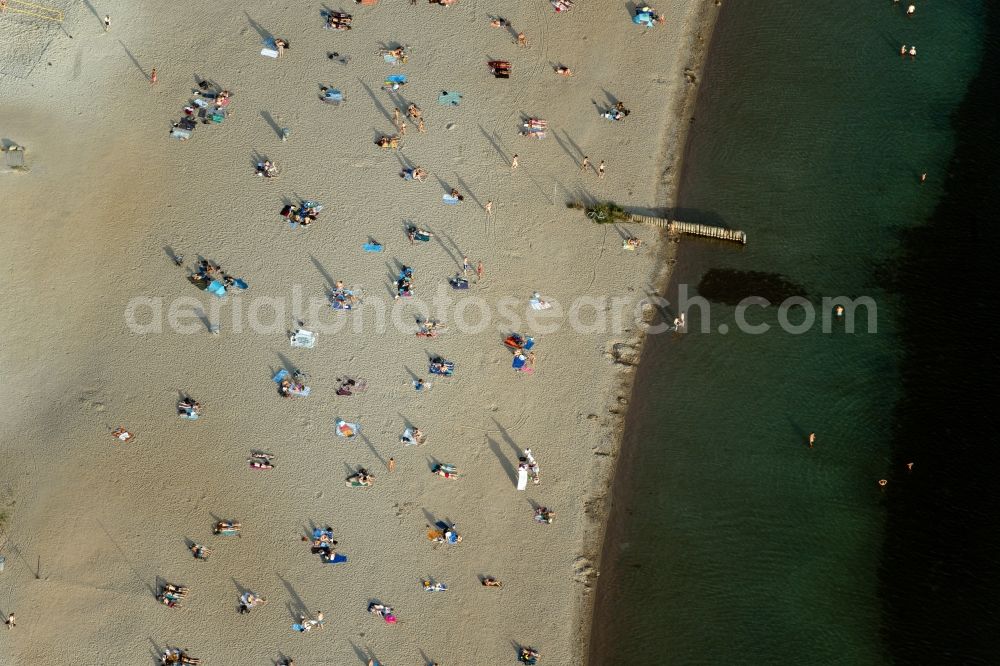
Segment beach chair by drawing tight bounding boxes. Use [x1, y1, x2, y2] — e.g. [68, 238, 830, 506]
[290, 329, 316, 349]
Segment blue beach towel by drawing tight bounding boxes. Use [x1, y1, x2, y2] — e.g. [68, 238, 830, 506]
[273, 369, 289, 383]
[231, 278, 248, 290]
[363, 242, 383, 252]
[323, 553, 348, 564]
[437, 91, 462, 106]
[207, 280, 227, 297]
[442, 194, 459, 205]
[386, 74, 407, 84]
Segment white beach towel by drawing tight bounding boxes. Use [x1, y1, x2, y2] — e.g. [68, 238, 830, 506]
[517, 467, 528, 491]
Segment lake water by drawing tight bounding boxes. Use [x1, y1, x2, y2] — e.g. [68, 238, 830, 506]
[590, 1, 996, 663]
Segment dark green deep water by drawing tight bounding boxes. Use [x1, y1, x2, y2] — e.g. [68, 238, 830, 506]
[591, 1, 997, 664]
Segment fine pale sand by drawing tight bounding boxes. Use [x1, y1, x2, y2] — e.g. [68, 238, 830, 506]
[0, 1, 714, 663]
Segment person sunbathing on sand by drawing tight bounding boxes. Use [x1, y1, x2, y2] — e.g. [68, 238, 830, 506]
[482, 576, 503, 587]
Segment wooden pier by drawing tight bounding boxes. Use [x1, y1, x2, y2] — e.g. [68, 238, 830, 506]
[627, 214, 747, 245]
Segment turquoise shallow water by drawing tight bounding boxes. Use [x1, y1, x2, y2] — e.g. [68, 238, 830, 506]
[590, 1, 988, 663]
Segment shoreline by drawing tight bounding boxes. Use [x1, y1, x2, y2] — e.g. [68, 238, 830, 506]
[579, 2, 724, 663]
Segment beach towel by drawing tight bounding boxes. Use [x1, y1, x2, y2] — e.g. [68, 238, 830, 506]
[529, 297, 552, 310]
[170, 128, 192, 140]
[290, 329, 316, 348]
[207, 280, 227, 297]
[261, 47, 280, 58]
[633, 12, 655, 27]
[442, 194, 460, 205]
[273, 369, 289, 383]
[324, 553, 348, 564]
[413, 231, 431, 242]
[336, 419, 360, 438]
[179, 411, 199, 421]
[512, 354, 528, 370]
[449, 277, 469, 289]
[363, 242, 383, 252]
[517, 467, 528, 490]
[437, 91, 462, 106]
[383, 53, 399, 65]
[386, 74, 407, 84]
[231, 278, 248, 290]
[289, 385, 311, 397]
[322, 89, 344, 104]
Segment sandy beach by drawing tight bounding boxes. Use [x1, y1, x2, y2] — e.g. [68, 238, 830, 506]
[1, 1, 715, 663]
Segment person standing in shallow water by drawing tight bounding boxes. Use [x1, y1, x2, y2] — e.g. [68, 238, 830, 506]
[808, 432, 816, 448]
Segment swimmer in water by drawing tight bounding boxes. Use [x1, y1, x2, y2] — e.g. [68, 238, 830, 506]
[808, 432, 816, 448]
[878, 479, 888, 487]
[906, 462, 914, 471]
[835, 305, 845, 318]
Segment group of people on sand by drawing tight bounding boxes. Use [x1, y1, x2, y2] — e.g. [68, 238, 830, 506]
[160, 648, 200, 665]
[277, 369, 308, 398]
[157, 583, 189, 608]
[330, 280, 360, 310]
[238, 591, 267, 614]
[325, 10, 352, 30]
[395, 265, 415, 299]
[346, 467, 375, 487]
[279, 200, 322, 227]
[305, 527, 341, 562]
[248, 450, 275, 470]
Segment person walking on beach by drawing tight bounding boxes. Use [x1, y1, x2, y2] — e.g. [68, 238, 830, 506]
[5, 613, 14, 630]
[517, 32, 527, 47]
[476, 260, 484, 282]
[388, 457, 396, 473]
[463, 256, 472, 276]
[103, 15, 111, 31]
[399, 120, 407, 136]
[598, 160, 606, 179]
[511, 154, 519, 171]
[485, 200, 493, 217]
[418, 118, 426, 133]
[150, 68, 158, 85]
[393, 107, 401, 128]
[580, 155, 590, 173]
